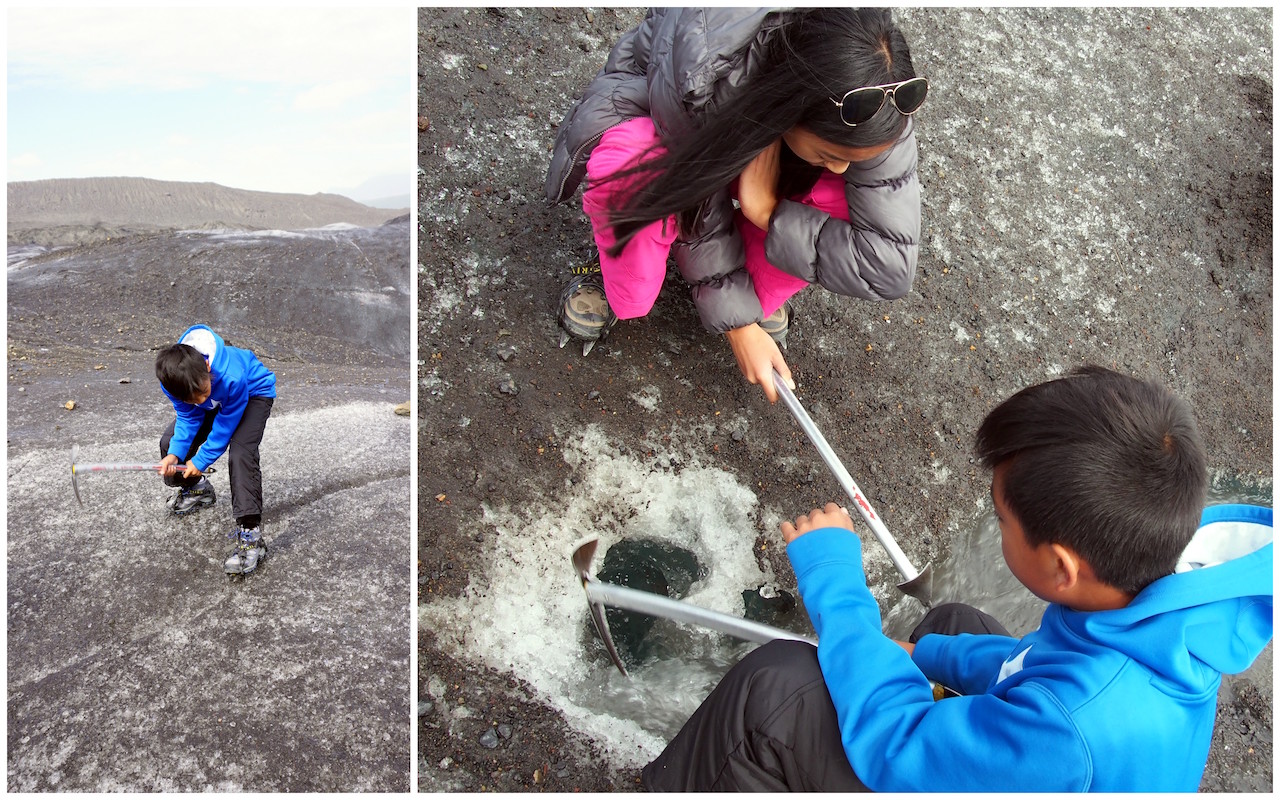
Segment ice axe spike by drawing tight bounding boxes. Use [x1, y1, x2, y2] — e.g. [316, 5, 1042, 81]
[71, 444, 214, 507]
[772, 370, 933, 607]
[572, 537, 815, 677]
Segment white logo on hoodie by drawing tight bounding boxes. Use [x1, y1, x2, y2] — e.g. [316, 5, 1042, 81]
[998, 645, 1032, 683]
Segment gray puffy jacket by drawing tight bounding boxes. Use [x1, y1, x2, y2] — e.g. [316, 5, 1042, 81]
[546, 8, 921, 333]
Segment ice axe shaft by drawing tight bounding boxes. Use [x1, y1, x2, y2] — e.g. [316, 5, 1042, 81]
[573, 538, 813, 677]
[75, 462, 172, 472]
[71, 444, 214, 506]
[772, 371, 933, 606]
[585, 581, 815, 646]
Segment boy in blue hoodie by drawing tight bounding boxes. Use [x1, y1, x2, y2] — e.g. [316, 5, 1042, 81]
[643, 365, 1273, 791]
[155, 324, 277, 576]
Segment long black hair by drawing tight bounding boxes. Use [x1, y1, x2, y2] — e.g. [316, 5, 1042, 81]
[603, 8, 920, 254]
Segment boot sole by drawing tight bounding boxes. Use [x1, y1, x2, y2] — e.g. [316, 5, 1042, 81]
[171, 498, 216, 517]
[760, 305, 790, 347]
[225, 543, 269, 577]
[557, 274, 617, 344]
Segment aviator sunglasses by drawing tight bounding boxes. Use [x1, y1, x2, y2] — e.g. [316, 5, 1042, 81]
[831, 77, 929, 127]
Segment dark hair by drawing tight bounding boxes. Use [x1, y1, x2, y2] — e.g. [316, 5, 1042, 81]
[155, 344, 209, 402]
[975, 365, 1207, 596]
[605, 8, 920, 254]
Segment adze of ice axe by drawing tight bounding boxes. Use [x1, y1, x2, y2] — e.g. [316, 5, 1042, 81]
[71, 444, 215, 506]
[772, 370, 933, 607]
[572, 537, 815, 677]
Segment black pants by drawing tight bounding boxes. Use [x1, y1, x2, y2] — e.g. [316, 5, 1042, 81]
[160, 396, 274, 522]
[641, 603, 1010, 792]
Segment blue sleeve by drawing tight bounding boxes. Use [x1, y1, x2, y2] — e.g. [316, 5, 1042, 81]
[163, 386, 206, 461]
[911, 630, 1021, 696]
[191, 371, 247, 472]
[787, 528, 1091, 791]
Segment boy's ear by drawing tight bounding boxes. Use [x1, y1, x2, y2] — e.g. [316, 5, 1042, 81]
[1047, 542, 1134, 611]
[1047, 543, 1081, 592]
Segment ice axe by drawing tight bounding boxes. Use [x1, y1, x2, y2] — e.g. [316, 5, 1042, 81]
[71, 444, 214, 506]
[772, 370, 933, 607]
[572, 537, 815, 677]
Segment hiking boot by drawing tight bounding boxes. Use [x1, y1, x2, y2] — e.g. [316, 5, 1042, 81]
[166, 477, 216, 516]
[224, 526, 267, 576]
[760, 304, 791, 348]
[557, 271, 617, 356]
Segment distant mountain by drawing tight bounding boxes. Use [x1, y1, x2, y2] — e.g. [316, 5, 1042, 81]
[7, 176, 410, 246]
[361, 194, 413, 210]
[330, 173, 410, 210]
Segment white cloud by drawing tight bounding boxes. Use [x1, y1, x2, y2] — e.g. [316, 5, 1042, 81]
[11, 153, 44, 170]
[8, 8, 414, 91]
[293, 79, 379, 113]
[7, 7, 415, 194]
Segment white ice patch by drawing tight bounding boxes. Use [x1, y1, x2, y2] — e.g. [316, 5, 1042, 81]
[423, 289, 460, 325]
[188, 228, 307, 240]
[1180, 250, 1206, 270]
[931, 462, 951, 484]
[421, 188, 467, 224]
[179, 226, 367, 242]
[420, 370, 446, 397]
[629, 385, 661, 412]
[502, 114, 548, 154]
[7, 245, 55, 269]
[419, 424, 772, 767]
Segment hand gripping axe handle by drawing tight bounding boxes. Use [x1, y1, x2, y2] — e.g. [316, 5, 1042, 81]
[71, 444, 214, 506]
[573, 537, 815, 677]
[772, 370, 933, 607]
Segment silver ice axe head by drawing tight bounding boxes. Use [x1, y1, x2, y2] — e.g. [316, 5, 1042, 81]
[897, 564, 933, 608]
[71, 444, 83, 506]
[572, 538, 630, 677]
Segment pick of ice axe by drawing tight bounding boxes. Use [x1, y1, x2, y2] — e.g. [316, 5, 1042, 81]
[71, 443, 214, 506]
[772, 370, 933, 607]
[573, 537, 815, 677]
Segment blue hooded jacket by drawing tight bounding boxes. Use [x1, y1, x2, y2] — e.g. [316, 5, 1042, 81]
[161, 324, 276, 473]
[787, 503, 1273, 792]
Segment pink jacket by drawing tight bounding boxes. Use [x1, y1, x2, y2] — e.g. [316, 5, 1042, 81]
[584, 117, 854, 320]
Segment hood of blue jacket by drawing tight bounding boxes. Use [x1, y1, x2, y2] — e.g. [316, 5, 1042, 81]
[1055, 504, 1272, 690]
[160, 324, 224, 407]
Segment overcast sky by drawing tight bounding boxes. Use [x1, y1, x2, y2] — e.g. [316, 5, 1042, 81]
[7, 7, 415, 199]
